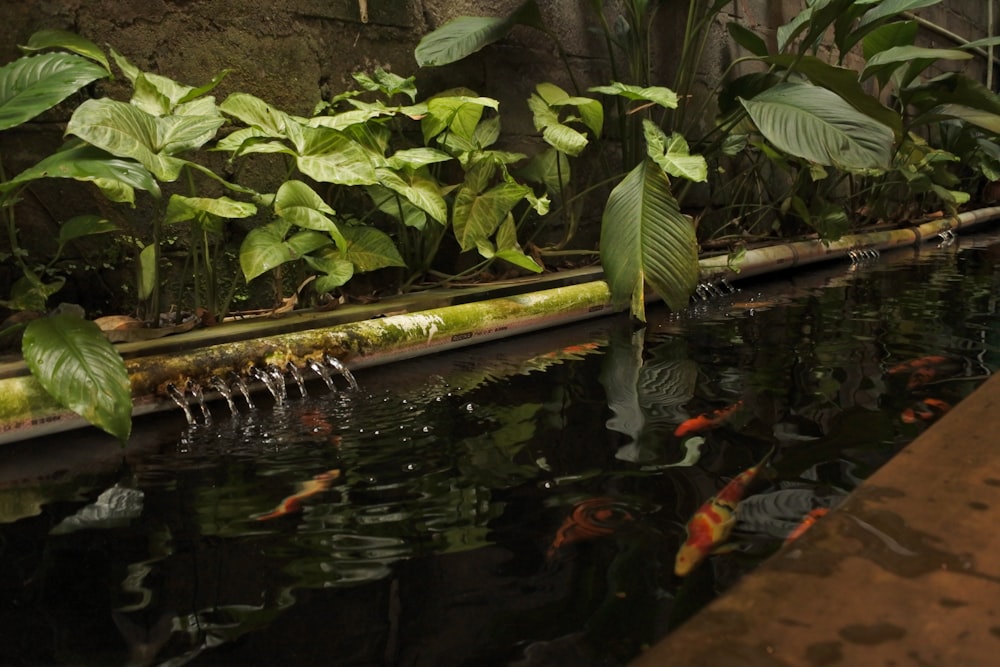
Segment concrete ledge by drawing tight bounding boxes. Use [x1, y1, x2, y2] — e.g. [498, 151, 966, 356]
[630, 372, 1000, 666]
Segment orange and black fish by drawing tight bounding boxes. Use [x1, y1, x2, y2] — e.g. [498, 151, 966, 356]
[254, 469, 341, 521]
[674, 449, 772, 577]
[887, 355, 958, 390]
[901, 398, 951, 424]
[674, 400, 744, 438]
[546, 497, 634, 560]
[783, 507, 829, 546]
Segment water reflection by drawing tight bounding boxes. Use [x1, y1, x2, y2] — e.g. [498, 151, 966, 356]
[2, 234, 1000, 665]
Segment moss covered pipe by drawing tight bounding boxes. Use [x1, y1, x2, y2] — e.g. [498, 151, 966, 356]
[697, 208, 1000, 281]
[0, 280, 615, 442]
[3, 206, 1000, 443]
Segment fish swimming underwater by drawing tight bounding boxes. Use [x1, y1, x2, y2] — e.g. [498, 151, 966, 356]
[254, 469, 341, 521]
[546, 497, 634, 561]
[674, 450, 772, 577]
[783, 507, 829, 546]
[674, 400, 744, 438]
[887, 355, 960, 390]
[901, 397, 951, 424]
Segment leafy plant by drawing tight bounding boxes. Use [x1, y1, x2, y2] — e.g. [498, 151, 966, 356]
[0, 30, 134, 441]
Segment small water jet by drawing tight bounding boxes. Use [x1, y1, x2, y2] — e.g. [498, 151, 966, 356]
[230, 372, 255, 410]
[266, 364, 289, 403]
[165, 383, 196, 425]
[307, 357, 337, 391]
[186, 380, 212, 425]
[325, 354, 359, 391]
[286, 361, 308, 397]
[250, 366, 285, 406]
[209, 375, 238, 416]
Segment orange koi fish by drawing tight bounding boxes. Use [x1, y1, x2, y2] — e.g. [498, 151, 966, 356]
[546, 497, 634, 560]
[887, 355, 956, 390]
[783, 507, 829, 545]
[674, 400, 744, 438]
[254, 469, 341, 521]
[674, 450, 772, 577]
[900, 398, 951, 424]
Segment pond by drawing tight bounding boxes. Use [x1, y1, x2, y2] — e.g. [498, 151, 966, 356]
[2, 231, 1000, 667]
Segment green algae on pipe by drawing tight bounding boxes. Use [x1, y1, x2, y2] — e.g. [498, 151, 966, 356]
[0, 280, 615, 443]
[697, 207, 1000, 281]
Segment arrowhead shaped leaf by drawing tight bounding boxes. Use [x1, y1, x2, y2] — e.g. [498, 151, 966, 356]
[0, 52, 109, 131]
[339, 225, 406, 272]
[453, 181, 531, 251]
[600, 159, 699, 321]
[1, 143, 161, 200]
[240, 221, 332, 282]
[22, 314, 132, 442]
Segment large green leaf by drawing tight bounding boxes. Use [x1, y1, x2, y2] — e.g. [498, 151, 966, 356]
[600, 159, 699, 321]
[240, 221, 332, 282]
[528, 93, 589, 156]
[219, 92, 295, 137]
[66, 98, 220, 181]
[0, 52, 108, 131]
[1, 143, 161, 201]
[272, 180, 347, 248]
[762, 54, 902, 138]
[338, 225, 406, 272]
[164, 194, 257, 224]
[414, 1, 543, 67]
[304, 254, 355, 292]
[422, 95, 499, 145]
[58, 215, 117, 245]
[452, 181, 531, 251]
[484, 215, 542, 273]
[837, 0, 940, 55]
[367, 184, 429, 230]
[286, 122, 378, 186]
[376, 167, 448, 225]
[920, 104, 1000, 134]
[740, 82, 894, 170]
[21, 29, 111, 72]
[22, 314, 132, 442]
[861, 46, 972, 86]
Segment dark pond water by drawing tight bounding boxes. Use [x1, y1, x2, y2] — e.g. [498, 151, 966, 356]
[2, 232, 1000, 667]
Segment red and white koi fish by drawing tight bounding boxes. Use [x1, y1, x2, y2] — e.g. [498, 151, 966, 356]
[254, 469, 341, 521]
[901, 397, 951, 424]
[783, 507, 829, 545]
[674, 450, 772, 577]
[887, 355, 957, 390]
[546, 496, 634, 561]
[674, 400, 744, 438]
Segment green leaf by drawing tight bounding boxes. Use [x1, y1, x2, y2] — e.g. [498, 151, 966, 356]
[492, 215, 542, 273]
[240, 221, 332, 282]
[600, 159, 699, 320]
[339, 225, 406, 272]
[22, 314, 132, 442]
[352, 67, 417, 102]
[366, 184, 428, 230]
[219, 92, 295, 137]
[65, 98, 219, 181]
[642, 121, 708, 182]
[304, 254, 355, 292]
[862, 20, 918, 61]
[376, 168, 449, 225]
[0, 274, 64, 312]
[58, 215, 117, 245]
[861, 46, 972, 85]
[286, 122, 378, 186]
[21, 29, 111, 72]
[921, 104, 1000, 134]
[273, 180, 346, 247]
[422, 94, 499, 145]
[164, 194, 257, 224]
[517, 147, 571, 195]
[727, 21, 769, 57]
[137, 244, 156, 300]
[740, 82, 894, 170]
[414, 0, 543, 67]
[762, 54, 903, 138]
[453, 181, 531, 251]
[838, 0, 939, 55]
[0, 143, 161, 200]
[0, 52, 109, 131]
[588, 82, 678, 109]
[386, 147, 453, 170]
[528, 93, 589, 156]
